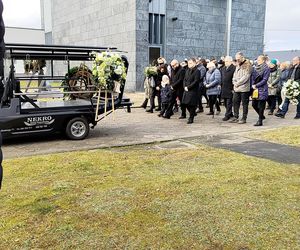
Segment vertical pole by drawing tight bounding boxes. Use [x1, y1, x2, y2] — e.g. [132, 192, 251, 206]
[226, 0, 232, 56]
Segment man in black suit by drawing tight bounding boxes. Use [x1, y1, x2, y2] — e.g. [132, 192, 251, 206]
[164, 60, 186, 119]
[0, 0, 5, 189]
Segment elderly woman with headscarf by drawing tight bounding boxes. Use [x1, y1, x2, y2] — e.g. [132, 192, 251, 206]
[267, 59, 280, 115]
[205, 61, 222, 115]
[251, 55, 271, 126]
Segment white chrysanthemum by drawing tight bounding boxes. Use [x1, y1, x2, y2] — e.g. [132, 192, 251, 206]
[114, 66, 123, 75]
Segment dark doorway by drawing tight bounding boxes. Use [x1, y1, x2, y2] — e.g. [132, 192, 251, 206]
[149, 47, 161, 65]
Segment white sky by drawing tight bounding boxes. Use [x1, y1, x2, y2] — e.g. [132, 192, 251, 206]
[3, 0, 41, 29]
[2, 0, 300, 51]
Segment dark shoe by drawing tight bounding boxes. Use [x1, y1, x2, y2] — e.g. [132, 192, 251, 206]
[155, 108, 161, 112]
[163, 115, 170, 119]
[146, 109, 153, 113]
[275, 113, 285, 119]
[238, 119, 247, 124]
[254, 120, 263, 126]
[222, 117, 230, 121]
[268, 111, 274, 115]
[187, 118, 194, 124]
[294, 116, 300, 119]
[179, 116, 186, 119]
[229, 117, 239, 123]
[206, 112, 214, 116]
[158, 114, 162, 117]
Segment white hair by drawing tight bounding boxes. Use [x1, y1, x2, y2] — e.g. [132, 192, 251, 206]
[224, 56, 233, 61]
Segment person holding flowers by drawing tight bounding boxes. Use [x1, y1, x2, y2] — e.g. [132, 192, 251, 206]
[141, 66, 157, 109]
[276, 56, 300, 119]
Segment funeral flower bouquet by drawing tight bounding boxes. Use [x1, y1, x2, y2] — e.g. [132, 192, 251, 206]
[92, 52, 127, 91]
[285, 79, 300, 105]
[144, 66, 158, 78]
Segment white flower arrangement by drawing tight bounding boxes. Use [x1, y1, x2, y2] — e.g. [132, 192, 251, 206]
[92, 52, 127, 91]
[285, 79, 300, 105]
[144, 66, 158, 78]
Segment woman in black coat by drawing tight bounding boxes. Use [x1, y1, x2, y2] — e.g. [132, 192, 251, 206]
[221, 56, 236, 121]
[181, 58, 201, 124]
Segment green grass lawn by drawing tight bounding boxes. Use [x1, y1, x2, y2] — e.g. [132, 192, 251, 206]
[0, 145, 299, 249]
[250, 126, 300, 147]
[20, 81, 62, 89]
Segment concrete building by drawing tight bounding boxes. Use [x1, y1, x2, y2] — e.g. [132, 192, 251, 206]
[265, 50, 300, 63]
[42, 0, 267, 91]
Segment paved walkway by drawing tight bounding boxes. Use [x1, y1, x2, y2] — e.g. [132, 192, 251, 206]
[2, 93, 300, 160]
[182, 134, 300, 164]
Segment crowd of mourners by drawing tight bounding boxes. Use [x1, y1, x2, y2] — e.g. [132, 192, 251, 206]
[141, 53, 300, 125]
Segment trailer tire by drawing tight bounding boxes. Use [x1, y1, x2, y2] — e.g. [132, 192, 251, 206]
[65, 117, 89, 140]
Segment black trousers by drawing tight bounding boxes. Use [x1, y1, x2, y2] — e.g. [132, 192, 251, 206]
[165, 91, 184, 117]
[252, 100, 266, 121]
[267, 95, 277, 112]
[160, 103, 169, 116]
[208, 95, 221, 113]
[182, 104, 196, 120]
[149, 87, 161, 110]
[198, 87, 208, 110]
[277, 94, 283, 108]
[233, 92, 250, 120]
[223, 98, 233, 118]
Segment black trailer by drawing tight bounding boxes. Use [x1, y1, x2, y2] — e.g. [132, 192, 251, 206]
[0, 43, 132, 140]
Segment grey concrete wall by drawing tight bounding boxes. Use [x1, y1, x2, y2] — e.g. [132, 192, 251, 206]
[230, 0, 266, 59]
[165, 0, 227, 61]
[136, 0, 149, 91]
[51, 0, 137, 91]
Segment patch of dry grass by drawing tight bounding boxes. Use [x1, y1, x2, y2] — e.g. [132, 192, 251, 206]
[0, 145, 299, 249]
[250, 126, 300, 147]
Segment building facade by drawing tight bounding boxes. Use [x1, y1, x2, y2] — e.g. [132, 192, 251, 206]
[43, 0, 267, 91]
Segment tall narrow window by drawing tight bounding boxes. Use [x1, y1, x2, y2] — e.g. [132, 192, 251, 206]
[160, 15, 165, 44]
[149, 0, 166, 45]
[149, 13, 153, 44]
[154, 14, 160, 44]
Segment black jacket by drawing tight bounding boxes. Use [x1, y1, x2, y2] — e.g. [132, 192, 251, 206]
[288, 65, 300, 82]
[171, 66, 185, 95]
[221, 64, 236, 99]
[182, 67, 201, 106]
[160, 85, 172, 104]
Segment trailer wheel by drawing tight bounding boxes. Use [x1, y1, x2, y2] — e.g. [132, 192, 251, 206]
[65, 117, 89, 140]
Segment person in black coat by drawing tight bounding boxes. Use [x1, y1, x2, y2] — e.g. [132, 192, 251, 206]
[181, 58, 201, 124]
[196, 58, 207, 113]
[0, 0, 4, 190]
[164, 60, 186, 119]
[221, 56, 236, 121]
[288, 57, 300, 81]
